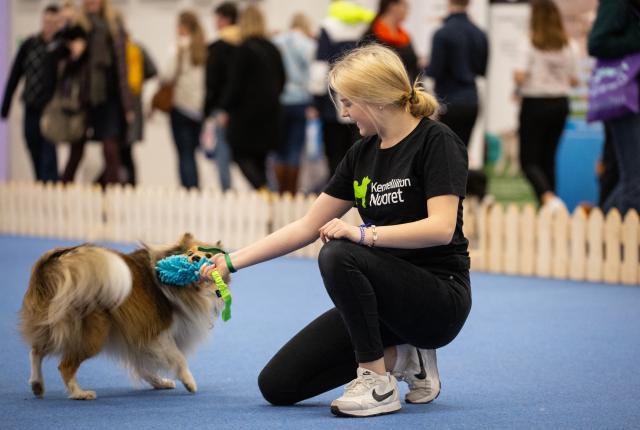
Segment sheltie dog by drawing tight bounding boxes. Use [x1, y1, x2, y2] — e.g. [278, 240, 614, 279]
[19, 233, 226, 400]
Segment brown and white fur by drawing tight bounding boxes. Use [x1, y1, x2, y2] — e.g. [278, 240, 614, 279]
[19, 233, 226, 400]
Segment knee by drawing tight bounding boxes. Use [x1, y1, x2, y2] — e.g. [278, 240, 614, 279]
[318, 240, 355, 277]
[258, 365, 297, 406]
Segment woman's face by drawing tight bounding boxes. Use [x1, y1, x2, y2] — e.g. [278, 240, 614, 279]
[177, 23, 189, 37]
[340, 97, 378, 137]
[389, 0, 409, 23]
[84, 0, 102, 14]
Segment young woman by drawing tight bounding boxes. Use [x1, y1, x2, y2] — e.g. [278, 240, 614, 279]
[514, 0, 578, 208]
[161, 10, 206, 189]
[201, 44, 471, 417]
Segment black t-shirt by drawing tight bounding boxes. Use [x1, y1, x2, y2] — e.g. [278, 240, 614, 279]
[324, 118, 470, 271]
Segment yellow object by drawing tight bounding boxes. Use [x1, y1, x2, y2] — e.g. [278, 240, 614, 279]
[328, 0, 374, 24]
[126, 39, 144, 96]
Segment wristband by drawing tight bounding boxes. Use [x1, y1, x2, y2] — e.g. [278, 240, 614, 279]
[224, 252, 237, 273]
[358, 224, 366, 245]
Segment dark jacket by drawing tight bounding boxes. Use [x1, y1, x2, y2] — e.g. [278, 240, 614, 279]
[1, 35, 56, 117]
[425, 12, 488, 106]
[588, 0, 640, 58]
[221, 37, 285, 157]
[204, 26, 241, 118]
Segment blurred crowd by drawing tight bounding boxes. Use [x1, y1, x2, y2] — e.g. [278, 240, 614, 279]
[2, 0, 639, 215]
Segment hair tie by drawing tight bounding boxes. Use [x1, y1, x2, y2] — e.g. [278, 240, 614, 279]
[409, 89, 417, 103]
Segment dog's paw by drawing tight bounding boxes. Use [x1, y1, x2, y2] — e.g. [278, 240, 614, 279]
[182, 380, 197, 393]
[69, 390, 96, 400]
[152, 378, 176, 390]
[31, 381, 44, 398]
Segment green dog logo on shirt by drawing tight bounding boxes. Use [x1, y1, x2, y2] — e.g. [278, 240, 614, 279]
[353, 176, 371, 208]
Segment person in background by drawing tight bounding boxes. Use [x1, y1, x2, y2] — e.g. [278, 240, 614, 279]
[272, 13, 317, 194]
[514, 0, 578, 209]
[219, 5, 285, 190]
[425, 0, 488, 149]
[55, 0, 134, 185]
[203, 2, 240, 192]
[309, 0, 374, 177]
[161, 10, 207, 189]
[121, 35, 157, 185]
[92, 13, 157, 186]
[1, 4, 61, 182]
[588, 0, 640, 215]
[362, 0, 418, 82]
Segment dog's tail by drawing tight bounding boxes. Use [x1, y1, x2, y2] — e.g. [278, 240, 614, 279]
[28, 245, 132, 331]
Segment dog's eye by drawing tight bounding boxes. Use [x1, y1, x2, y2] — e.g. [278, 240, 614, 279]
[187, 251, 193, 256]
[205, 253, 212, 259]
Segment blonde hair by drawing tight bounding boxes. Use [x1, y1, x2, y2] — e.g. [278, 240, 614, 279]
[239, 5, 266, 40]
[178, 10, 207, 66]
[290, 12, 312, 38]
[328, 44, 438, 118]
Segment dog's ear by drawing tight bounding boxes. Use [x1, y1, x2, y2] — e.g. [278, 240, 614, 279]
[178, 233, 194, 250]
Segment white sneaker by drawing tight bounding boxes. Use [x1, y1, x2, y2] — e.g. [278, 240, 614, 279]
[393, 348, 441, 404]
[330, 367, 402, 417]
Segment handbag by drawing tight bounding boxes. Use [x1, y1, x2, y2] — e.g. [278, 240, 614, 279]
[40, 64, 87, 143]
[151, 49, 183, 113]
[586, 52, 640, 123]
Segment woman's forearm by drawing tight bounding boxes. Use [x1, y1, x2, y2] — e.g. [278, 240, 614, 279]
[229, 219, 319, 270]
[368, 217, 454, 249]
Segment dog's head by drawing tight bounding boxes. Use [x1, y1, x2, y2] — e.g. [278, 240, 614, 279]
[148, 233, 226, 267]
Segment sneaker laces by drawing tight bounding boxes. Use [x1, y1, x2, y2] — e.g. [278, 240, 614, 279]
[344, 371, 378, 396]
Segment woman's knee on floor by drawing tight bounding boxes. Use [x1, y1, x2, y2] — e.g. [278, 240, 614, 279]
[258, 364, 299, 406]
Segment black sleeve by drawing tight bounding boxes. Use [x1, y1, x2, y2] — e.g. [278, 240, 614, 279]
[273, 44, 286, 94]
[219, 44, 248, 112]
[204, 43, 229, 117]
[1, 39, 30, 118]
[474, 30, 489, 77]
[421, 124, 468, 199]
[425, 30, 446, 80]
[323, 141, 360, 202]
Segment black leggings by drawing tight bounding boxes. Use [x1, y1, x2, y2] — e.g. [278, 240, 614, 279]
[258, 240, 471, 405]
[518, 96, 569, 202]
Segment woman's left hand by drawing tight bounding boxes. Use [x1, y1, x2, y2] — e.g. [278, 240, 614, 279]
[319, 218, 360, 244]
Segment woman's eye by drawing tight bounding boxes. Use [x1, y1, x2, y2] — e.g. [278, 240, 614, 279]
[205, 253, 212, 259]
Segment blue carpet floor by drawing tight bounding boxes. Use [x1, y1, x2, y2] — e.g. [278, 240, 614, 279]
[0, 235, 639, 430]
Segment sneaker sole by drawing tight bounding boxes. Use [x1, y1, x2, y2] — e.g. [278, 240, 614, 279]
[405, 381, 441, 405]
[330, 400, 402, 417]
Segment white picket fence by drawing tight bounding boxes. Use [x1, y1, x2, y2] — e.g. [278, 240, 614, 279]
[0, 181, 638, 285]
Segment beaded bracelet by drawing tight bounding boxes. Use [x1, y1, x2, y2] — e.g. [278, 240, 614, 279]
[369, 225, 378, 247]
